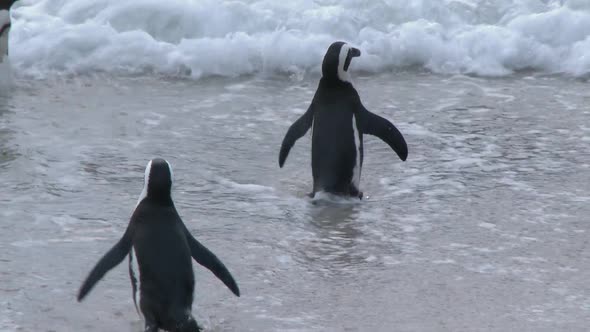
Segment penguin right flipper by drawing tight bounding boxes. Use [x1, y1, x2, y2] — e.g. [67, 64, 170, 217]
[77, 227, 133, 301]
[183, 226, 240, 297]
[357, 106, 408, 161]
[279, 105, 314, 167]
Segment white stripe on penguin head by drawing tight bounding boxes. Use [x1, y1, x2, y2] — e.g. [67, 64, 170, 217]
[165, 159, 174, 188]
[337, 44, 351, 82]
[136, 159, 152, 207]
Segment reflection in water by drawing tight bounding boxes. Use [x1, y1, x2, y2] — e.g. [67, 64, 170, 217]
[308, 201, 360, 232]
[300, 201, 365, 269]
[298, 200, 409, 271]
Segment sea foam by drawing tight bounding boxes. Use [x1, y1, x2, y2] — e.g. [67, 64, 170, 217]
[9, 0, 590, 79]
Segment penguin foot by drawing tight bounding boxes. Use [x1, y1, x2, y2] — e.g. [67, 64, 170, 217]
[348, 186, 363, 200]
[174, 316, 202, 332]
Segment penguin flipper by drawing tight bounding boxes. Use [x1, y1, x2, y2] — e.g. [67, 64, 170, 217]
[77, 228, 133, 301]
[184, 228, 240, 297]
[357, 107, 408, 161]
[279, 105, 314, 167]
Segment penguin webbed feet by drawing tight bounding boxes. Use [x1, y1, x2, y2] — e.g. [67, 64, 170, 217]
[349, 187, 363, 200]
[174, 316, 202, 332]
[308, 189, 363, 200]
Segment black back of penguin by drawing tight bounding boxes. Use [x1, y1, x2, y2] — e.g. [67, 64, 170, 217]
[310, 76, 360, 194]
[131, 181, 195, 320]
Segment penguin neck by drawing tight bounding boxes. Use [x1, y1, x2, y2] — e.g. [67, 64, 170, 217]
[320, 76, 353, 88]
[146, 192, 174, 206]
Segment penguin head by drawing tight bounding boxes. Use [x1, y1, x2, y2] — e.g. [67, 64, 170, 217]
[137, 158, 174, 205]
[321, 41, 361, 83]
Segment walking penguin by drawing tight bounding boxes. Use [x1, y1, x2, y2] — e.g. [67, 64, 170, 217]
[77, 158, 240, 332]
[279, 41, 408, 198]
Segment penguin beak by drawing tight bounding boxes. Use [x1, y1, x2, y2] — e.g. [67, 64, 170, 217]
[350, 48, 361, 58]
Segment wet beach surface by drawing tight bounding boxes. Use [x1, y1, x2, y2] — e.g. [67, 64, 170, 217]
[0, 72, 589, 331]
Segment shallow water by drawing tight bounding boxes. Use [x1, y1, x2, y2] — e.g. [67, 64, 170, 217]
[0, 72, 588, 331]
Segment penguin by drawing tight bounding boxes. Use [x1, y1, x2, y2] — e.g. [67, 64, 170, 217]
[77, 158, 240, 332]
[0, 0, 18, 62]
[278, 41, 408, 199]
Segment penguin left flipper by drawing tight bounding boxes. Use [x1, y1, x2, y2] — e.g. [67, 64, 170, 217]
[77, 227, 134, 301]
[183, 226, 241, 297]
[357, 106, 408, 161]
[279, 105, 314, 167]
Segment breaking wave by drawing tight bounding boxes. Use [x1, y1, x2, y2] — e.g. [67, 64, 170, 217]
[9, 0, 590, 79]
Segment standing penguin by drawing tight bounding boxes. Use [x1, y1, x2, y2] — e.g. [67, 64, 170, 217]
[77, 158, 240, 332]
[0, 0, 18, 62]
[279, 41, 408, 198]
